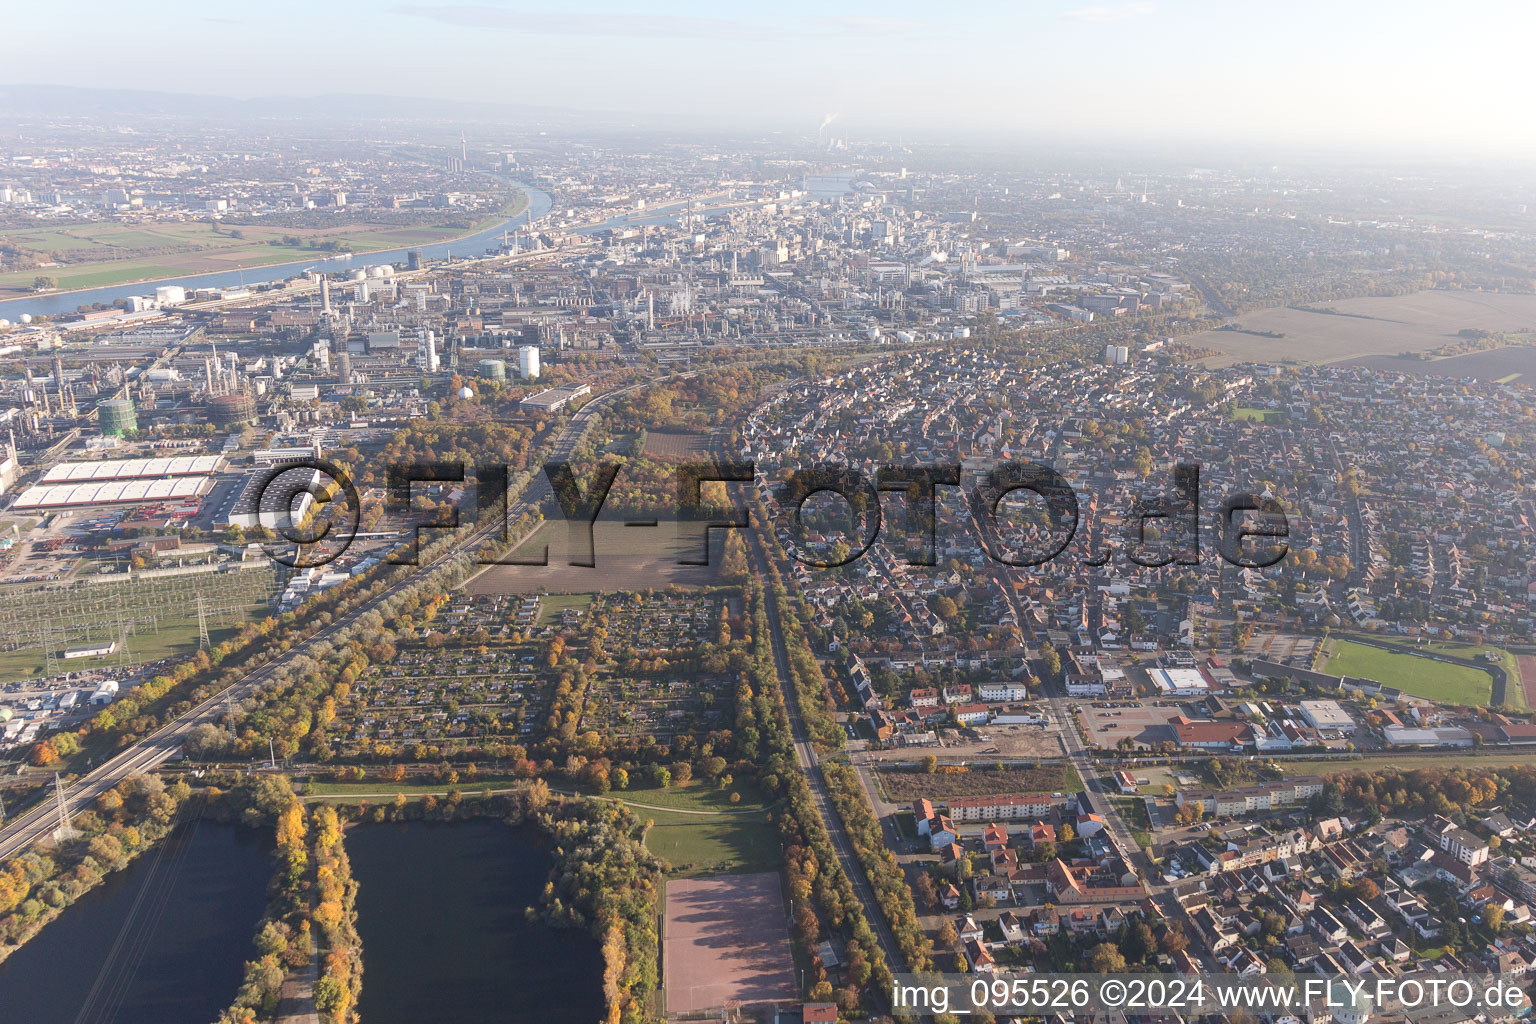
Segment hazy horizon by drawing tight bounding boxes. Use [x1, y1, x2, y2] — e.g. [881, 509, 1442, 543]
[3, 0, 1534, 160]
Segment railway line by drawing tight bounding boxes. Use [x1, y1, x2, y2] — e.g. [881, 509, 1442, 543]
[0, 376, 661, 861]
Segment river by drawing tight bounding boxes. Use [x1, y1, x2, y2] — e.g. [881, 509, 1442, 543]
[0, 182, 553, 322]
[0, 820, 272, 1024]
[347, 819, 603, 1024]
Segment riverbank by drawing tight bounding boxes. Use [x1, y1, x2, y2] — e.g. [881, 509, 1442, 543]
[0, 182, 550, 320]
[0, 190, 529, 302]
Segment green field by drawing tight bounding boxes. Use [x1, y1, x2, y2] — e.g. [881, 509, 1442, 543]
[1322, 639, 1494, 705]
[614, 777, 770, 813]
[1110, 796, 1154, 849]
[0, 191, 528, 297]
[0, 571, 279, 680]
[612, 780, 780, 875]
[1414, 643, 1527, 710]
[641, 809, 780, 876]
[1231, 406, 1285, 423]
[538, 593, 593, 627]
[0, 619, 243, 680]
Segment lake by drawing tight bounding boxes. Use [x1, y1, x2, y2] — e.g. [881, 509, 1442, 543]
[0, 820, 272, 1024]
[347, 819, 604, 1024]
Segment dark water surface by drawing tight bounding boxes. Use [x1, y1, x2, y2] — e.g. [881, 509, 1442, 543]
[0, 820, 272, 1024]
[347, 819, 604, 1024]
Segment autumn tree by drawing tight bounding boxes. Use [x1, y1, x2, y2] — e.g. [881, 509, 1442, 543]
[1089, 942, 1126, 974]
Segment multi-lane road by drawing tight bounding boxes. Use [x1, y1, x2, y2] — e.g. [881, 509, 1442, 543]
[0, 377, 660, 862]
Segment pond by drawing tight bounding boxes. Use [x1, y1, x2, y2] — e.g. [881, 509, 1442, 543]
[0, 820, 272, 1024]
[347, 819, 604, 1024]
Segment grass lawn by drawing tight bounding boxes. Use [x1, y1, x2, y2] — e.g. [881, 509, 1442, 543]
[0, 619, 241, 681]
[537, 592, 593, 627]
[614, 779, 779, 875]
[303, 775, 524, 796]
[1231, 406, 1285, 423]
[614, 777, 769, 814]
[1322, 639, 1493, 705]
[1063, 763, 1085, 794]
[1136, 767, 1187, 794]
[643, 809, 780, 876]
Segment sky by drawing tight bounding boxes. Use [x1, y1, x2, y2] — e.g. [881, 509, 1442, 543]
[5, 0, 1535, 157]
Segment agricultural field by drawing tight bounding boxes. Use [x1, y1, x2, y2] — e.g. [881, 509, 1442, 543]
[462, 519, 721, 594]
[1179, 291, 1536, 367]
[1344, 344, 1536, 383]
[876, 763, 1080, 802]
[1320, 638, 1494, 705]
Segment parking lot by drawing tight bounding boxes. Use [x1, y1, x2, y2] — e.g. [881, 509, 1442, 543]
[1081, 703, 1187, 749]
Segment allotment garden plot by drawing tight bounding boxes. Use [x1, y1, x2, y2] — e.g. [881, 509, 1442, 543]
[331, 590, 740, 758]
[580, 592, 734, 743]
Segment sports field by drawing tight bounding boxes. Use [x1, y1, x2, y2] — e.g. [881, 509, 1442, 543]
[1321, 639, 1493, 705]
[662, 873, 797, 1014]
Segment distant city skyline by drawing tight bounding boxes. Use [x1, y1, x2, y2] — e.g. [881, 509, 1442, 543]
[4, 0, 1535, 159]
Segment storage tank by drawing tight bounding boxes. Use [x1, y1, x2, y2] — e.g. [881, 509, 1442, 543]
[367, 264, 393, 279]
[477, 359, 507, 381]
[516, 345, 540, 380]
[97, 397, 138, 436]
[206, 393, 256, 426]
